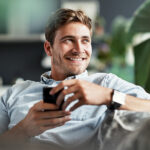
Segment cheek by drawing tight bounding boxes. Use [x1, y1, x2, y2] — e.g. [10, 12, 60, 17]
[85, 45, 92, 56]
[52, 48, 65, 62]
[61, 43, 73, 52]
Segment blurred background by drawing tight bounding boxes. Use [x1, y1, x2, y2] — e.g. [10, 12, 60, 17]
[0, 0, 150, 96]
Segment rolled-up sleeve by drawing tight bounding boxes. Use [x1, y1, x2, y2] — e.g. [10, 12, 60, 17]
[104, 73, 150, 99]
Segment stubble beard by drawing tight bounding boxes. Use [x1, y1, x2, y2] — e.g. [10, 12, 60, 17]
[52, 55, 89, 77]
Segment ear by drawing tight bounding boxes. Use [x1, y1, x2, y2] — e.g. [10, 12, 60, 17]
[44, 40, 52, 56]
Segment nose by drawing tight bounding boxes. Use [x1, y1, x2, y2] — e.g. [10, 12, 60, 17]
[72, 40, 84, 53]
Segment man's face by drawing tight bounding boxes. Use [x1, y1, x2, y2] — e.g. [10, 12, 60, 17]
[50, 22, 92, 80]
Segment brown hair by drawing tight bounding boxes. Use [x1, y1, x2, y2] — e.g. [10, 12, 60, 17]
[45, 8, 92, 46]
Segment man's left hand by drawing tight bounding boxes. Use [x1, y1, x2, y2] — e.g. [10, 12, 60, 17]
[50, 79, 113, 111]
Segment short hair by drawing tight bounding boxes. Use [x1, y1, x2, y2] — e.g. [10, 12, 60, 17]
[45, 8, 92, 46]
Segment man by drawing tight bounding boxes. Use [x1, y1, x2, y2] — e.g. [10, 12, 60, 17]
[0, 8, 150, 150]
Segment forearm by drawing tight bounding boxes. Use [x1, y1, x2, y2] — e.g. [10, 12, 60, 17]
[120, 94, 150, 112]
[0, 121, 29, 142]
[105, 88, 150, 112]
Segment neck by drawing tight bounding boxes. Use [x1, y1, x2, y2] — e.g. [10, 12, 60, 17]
[50, 67, 86, 81]
[50, 71, 67, 81]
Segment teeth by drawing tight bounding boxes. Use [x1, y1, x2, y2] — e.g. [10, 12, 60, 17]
[69, 58, 82, 61]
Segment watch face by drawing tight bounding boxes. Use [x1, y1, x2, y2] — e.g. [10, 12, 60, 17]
[108, 90, 126, 111]
[113, 91, 126, 105]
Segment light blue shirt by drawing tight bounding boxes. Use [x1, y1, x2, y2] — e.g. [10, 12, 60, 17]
[0, 71, 150, 150]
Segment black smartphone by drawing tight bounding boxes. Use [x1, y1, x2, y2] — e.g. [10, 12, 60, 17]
[43, 87, 64, 110]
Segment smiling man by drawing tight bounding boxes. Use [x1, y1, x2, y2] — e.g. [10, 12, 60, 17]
[44, 22, 92, 80]
[0, 8, 150, 150]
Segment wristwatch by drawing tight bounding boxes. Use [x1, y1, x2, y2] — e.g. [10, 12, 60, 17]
[109, 90, 126, 111]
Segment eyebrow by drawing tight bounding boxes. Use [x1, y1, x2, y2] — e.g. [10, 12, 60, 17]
[60, 35, 90, 41]
[60, 36, 74, 41]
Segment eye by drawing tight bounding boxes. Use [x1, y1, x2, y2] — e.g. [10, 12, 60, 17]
[64, 39, 74, 43]
[82, 39, 90, 44]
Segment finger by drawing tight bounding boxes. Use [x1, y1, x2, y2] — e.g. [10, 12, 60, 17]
[38, 115, 71, 126]
[50, 79, 77, 95]
[33, 100, 59, 111]
[41, 121, 68, 132]
[36, 110, 71, 119]
[42, 122, 65, 131]
[70, 102, 83, 111]
[62, 93, 81, 110]
[56, 85, 78, 106]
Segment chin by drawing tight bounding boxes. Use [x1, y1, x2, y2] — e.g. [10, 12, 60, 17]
[67, 69, 86, 76]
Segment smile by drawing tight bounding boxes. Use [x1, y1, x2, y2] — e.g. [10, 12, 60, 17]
[66, 57, 86, 61]
[69, 58, 83, 61]
[67, 57, 86, 62]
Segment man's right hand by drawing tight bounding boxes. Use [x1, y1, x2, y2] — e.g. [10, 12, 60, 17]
[7, 100, 71, 139]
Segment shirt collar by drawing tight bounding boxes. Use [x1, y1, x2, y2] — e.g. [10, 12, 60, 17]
[40, 70, 88, 85]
